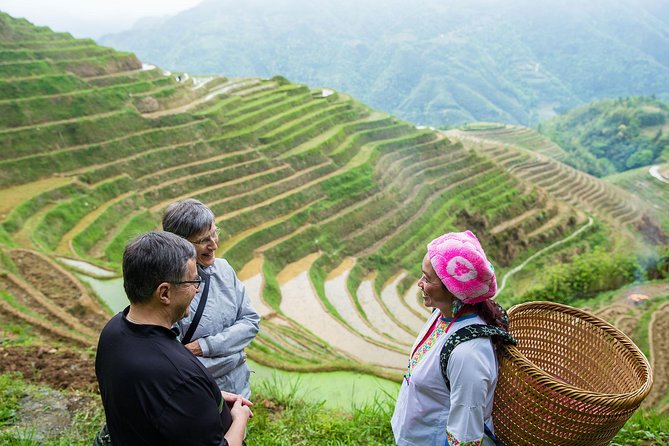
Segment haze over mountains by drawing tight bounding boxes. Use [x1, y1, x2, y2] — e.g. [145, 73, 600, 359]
[99, 0, 669, 127]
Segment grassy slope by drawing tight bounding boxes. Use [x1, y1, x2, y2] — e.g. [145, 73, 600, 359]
[1, 367, 668, 445]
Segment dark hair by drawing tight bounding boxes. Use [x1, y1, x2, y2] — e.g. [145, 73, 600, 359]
[474, 299, 511, 355]
[162, 198, 215, 239]
[122, 231, 196, 304]
[476, 300, 509, 330]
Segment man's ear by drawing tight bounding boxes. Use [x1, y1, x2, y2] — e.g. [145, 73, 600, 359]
[157, 282, 171, 305]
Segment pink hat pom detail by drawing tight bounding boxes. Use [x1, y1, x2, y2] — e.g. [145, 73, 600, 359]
[427, 230, 497, 304]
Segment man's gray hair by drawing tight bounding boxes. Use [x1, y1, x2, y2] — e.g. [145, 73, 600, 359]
[123, 231, 196, 304]
[162, 198, 215, 239]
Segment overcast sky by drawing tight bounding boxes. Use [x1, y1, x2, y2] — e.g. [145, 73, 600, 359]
[0, 0, 203, 39]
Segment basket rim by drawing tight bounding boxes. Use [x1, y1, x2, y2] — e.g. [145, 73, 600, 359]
[501, 301, 653, 407]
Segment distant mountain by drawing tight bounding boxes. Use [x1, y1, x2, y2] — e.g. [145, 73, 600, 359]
[539, 96, 669, 177]
[99, 0, 669, 127]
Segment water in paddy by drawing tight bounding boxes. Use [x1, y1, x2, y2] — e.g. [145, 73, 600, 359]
[58, 257, 117, 277]
[79, 269, 400, 410]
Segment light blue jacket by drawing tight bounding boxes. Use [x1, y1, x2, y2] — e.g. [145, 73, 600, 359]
[179, 258, 260, 398]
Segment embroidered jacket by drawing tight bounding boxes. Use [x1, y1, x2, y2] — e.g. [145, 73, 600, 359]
[391, 310, 498, 446]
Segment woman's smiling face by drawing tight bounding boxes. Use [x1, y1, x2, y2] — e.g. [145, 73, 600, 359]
[418, 253, 452, 311]
[189, 222, 219, 267]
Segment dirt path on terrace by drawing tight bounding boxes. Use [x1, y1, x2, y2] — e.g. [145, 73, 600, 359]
[649, 165, 669, 185]
[380, 272, 425, 334]
[497, 217, 594, 296]
[404, 286, 431, 320]
[0, 177, 72, 221]
[237, 255, 275, 318]
[645, 302, 669, 408]
[610, 282, 669, 303]
[323, 258, 402, 347]
[1, 110, 123, 135]
[150, 165, 288, 213]
[219, 198, 323, 255]
[277, 254, 406, 371]
[356, 276, 414, 346]
[142, 79, 261, 119]
[56, 191, 136, 255]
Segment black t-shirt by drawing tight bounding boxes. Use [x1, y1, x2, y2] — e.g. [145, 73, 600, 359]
[95, 307, 232, 446]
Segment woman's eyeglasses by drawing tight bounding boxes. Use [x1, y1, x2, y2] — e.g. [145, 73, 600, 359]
[191, 228, 221, 246]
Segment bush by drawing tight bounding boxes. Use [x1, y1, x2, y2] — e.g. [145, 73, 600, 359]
[521, 248, 641, 303]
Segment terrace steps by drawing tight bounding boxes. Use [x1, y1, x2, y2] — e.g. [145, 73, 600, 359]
[1, 12, 648, 379]
[448, 129, 650, 228]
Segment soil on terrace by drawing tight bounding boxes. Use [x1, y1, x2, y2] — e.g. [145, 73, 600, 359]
[1, 282, 667, 392]
[0, 345, 97, 393]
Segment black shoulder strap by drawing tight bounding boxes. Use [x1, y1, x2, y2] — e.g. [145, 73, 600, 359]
[439, 324, 516, 391]
[181, 266, 211, 345]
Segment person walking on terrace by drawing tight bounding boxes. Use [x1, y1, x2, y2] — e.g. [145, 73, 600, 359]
[95, 231, 252, 446]
[392, 230, 514, 446]
[162, 198, 260, 398]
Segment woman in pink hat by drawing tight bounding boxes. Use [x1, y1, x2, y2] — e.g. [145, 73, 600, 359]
[391, 230, 514, 446]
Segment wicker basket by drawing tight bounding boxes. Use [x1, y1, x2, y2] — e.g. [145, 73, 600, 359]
[492, 301, 653, 446]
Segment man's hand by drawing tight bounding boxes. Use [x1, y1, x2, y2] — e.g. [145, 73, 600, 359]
[230, 397, 253, 421]
[222, 391, 253, 408]
[185, 340, 203, 356]
[222, 392, 253, 418]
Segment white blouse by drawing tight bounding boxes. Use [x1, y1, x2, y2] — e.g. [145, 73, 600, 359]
[391, 310, 498, 446]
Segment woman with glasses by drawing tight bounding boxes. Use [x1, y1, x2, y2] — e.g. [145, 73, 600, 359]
[162, 199, 260, 399]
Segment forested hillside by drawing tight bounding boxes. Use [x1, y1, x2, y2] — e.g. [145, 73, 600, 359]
[539, 97, 669, 177]
[99, 0, 669, 127]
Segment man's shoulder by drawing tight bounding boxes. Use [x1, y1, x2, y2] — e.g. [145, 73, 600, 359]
[98, 312, 124, 338]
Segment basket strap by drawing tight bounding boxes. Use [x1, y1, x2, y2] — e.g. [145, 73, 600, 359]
[439, 324, 516, 391]
[441, 324, 515, 445]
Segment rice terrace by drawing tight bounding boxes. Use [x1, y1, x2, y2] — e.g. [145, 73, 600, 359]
[0, 10, 669, 445]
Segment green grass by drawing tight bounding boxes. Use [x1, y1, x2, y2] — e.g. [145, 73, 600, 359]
[1, 368, 664, 445]
[103, 210, 158, 264]
[610, 409, 669, 446]
[0, 373, 105, 446]
[0, 374, 24, 428]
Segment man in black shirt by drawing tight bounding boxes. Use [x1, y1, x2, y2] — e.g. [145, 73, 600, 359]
[95, 231, 252, 446]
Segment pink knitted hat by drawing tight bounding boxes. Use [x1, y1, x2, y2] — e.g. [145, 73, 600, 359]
[427, 230, 497, 304]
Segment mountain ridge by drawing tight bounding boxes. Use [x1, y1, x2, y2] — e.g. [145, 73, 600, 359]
[100, 0, 669, 127]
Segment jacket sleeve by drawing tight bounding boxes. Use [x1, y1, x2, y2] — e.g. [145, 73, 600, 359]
[199, 268, 260, 358]
[445, 339, 495, 446]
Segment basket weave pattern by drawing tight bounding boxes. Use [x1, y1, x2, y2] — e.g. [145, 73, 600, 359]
[492, 301, 653, 446]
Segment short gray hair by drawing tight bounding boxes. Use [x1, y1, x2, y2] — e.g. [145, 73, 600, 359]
[122, 231, 196, 304]
[162, 198, 215, 239]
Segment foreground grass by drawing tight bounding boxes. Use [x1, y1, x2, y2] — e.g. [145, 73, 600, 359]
[0, 372, 395, 445]
[0, 371, 667, 445]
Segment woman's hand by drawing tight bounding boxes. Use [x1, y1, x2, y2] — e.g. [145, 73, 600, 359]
[185, 340, 203, 356]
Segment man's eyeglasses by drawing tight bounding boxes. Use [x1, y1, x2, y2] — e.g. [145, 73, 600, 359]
[191, 228, 221, 246]
[171, 276, 205, 289]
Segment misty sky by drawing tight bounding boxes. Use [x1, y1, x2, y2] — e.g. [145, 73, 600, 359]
[0, 0, 203, 38]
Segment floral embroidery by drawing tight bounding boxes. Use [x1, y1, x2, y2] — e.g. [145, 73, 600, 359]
[446, 431, 483, 446]
[404, 318, 448, 383]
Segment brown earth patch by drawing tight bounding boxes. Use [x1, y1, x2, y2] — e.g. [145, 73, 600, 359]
[0, 345, 98, 393]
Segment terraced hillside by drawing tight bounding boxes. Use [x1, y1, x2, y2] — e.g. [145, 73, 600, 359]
[606, 163, 669, 234]
[0, 11, 664, 393]
[592, 286, 669, 415]
[457, 125, 571, 163]
[445, 127, 665, 236]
